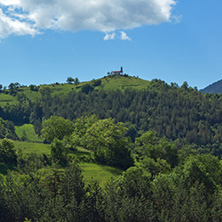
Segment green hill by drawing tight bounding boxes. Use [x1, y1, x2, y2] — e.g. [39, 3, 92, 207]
[99, 75, 150, 90]
[0, 75, 151, 106]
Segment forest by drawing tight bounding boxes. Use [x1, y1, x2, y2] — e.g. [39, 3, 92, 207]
[0, 76, 222, 221]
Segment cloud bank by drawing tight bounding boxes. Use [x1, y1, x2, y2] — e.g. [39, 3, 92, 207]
[0, 0, 177, 39]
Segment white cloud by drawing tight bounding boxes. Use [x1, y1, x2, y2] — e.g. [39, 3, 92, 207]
[104, 32, 116, 40]
[0, 9, 39, 38]
[0, 0, 20, 6]
[0, 0, 177, 39]
[120, 31, 131, 41]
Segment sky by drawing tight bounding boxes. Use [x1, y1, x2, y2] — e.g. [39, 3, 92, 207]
[0, 0, 221, 90]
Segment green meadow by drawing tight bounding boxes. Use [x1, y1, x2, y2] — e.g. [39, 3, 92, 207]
[14, 141, 51, 154]
[0, 93, 18, 106]
[100, 75, 150, 91]
[0, 137, 122, 185]
[15, 124, 43, 142]
[80, 163, 122, 186]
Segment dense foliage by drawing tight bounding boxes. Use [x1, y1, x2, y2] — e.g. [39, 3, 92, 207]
[0, 117, 17, 140]
[1, 77, 222, 221]
[1, 150, 222, 221]
[41, 116, 74, 143]
[27, 79, 222, 154]
[1, 79, 222, 151]
[0, 139, 17, 165]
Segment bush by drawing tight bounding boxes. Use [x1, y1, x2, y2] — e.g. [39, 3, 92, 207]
[82, 84, 94, 94]
[92, 80, 102, 87]
[29, 84, 39, 91]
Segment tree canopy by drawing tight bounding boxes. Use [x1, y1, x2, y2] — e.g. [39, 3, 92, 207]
[83, 118, 134, 169]
[41, 116, 74, 142]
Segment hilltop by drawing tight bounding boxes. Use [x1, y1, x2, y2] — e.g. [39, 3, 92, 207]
[0, 75, 151, 106]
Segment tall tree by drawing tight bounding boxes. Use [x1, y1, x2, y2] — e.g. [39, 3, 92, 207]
[84, 118, 134, 169]
[41, 116, 74, 143]
[0, 139, 17, 165]
[66, 77, 75, 84]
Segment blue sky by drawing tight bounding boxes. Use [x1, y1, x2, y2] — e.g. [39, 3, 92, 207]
[0, 0, 221, 89]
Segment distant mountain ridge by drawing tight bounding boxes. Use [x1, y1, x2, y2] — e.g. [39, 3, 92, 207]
[200, 79, 222, 94]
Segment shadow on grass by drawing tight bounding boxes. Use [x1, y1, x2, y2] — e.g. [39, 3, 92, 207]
[0, 100, 12, 102]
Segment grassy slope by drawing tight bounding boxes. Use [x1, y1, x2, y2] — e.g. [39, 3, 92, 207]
[0, 75, 150, 106]
[0, 82, 85, 106]
[80, 163, 122, 186]
[0, 141, 50, 176]
[101, 75, 150, 91]
[0, 93, 18, 106]
[15, 124, 43, 142]
[14, 141, 51, 154]
[0, 140, 122, 185]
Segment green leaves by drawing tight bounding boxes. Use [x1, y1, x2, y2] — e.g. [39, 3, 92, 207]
[50, 138, 68, 165]
[69, 116, 134, 169]
[0, 117, 17, 140]
[83, 118, 134, 169]
[41, 116, 74, 143]
[0, 139, 17, 165]
[135, 131, 178, 168]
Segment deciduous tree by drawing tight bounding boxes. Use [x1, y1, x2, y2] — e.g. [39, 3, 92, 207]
[41, 116, 74, 143]
[84, 118, 134, 169]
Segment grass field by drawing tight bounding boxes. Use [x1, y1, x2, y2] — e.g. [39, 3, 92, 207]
[14, 141, 51, 154]
[0, 93, 18, 106]
[80, 163, 122, 186]
[101, 75, 150, 91]
[15, 124, 43, 142]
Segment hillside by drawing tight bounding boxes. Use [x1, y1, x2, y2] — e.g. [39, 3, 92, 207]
[1, 75, 222, 221]
[0, 75, 151, 106]
[200, 79, 222, 94]
[1, 75, 222, 149]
